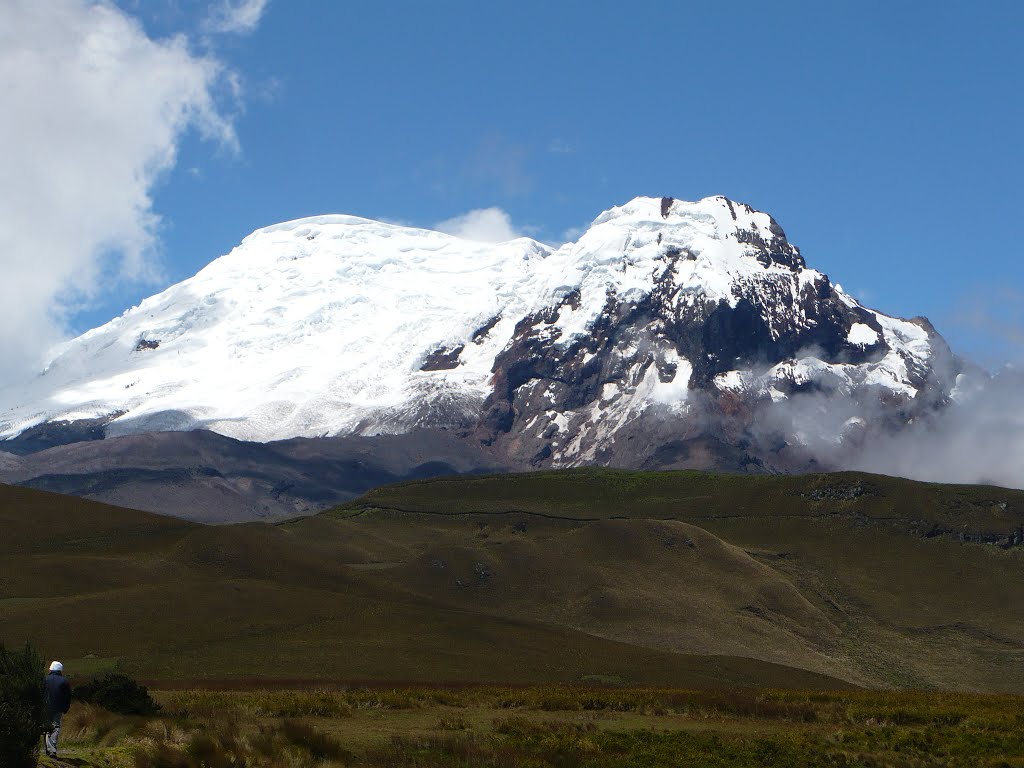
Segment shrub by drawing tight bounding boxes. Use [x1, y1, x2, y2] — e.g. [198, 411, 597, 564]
[75, 672, 161, 715]
[0, 641, 47, 768]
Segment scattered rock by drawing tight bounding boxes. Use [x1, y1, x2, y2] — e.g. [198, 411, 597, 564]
[471, 315, 501, 344]
[421, 345, 464, 371]
[803, 483, 880, 501]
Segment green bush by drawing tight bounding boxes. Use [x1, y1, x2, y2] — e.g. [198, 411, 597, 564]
[75, 672, 161, 715]
[0, 641, 47, 768]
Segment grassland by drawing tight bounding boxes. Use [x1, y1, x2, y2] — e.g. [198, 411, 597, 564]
[39, 685, 1024, 767]
[3, 468, 1023, 693]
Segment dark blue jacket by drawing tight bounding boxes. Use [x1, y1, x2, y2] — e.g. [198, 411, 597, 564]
[43, 672, 71, 715]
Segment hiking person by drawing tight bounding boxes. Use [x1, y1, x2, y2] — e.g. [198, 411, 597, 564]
[43, 660, 71, 758]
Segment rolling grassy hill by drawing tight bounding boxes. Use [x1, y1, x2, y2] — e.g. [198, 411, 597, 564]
[2, 469, 1022, 691]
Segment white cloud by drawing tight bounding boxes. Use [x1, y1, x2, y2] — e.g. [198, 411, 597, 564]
[203, 0, 269, 36]
[0, 0, 244, 387]
[435, 208, 521, 243]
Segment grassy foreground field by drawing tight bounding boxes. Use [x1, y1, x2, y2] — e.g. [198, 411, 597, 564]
[39, 685, 1024, 767]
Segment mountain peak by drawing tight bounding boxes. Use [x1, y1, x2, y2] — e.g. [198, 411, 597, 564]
[594, 194, 771, 228]
[0, 196, 954, 468]
[583, 195, 805, 274]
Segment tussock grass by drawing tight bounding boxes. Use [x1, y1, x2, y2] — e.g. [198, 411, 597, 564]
[436, 715, 471, 731]
[49, 685, 1024, 767]
[280, 719, 351, 761]
[129, 718, 353, 768]
[163, 689, 356, 719]
[155, 684, 1024, 724]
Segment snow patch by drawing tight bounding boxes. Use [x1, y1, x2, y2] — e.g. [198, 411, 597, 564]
[847, 323, 879, 346]
[651, 352, 692, 406]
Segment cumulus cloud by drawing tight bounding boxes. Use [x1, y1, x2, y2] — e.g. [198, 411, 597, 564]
[435, 208, 521, 243]
[0, 0, 246, 387]
[203, 0, 270, 36]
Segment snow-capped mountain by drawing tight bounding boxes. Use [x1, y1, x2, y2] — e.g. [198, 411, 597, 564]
[0, 196, 958, 474]
[3, 215, 550, 441]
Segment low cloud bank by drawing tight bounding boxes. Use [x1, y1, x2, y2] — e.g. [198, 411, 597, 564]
[746, 367, 1024, 490]
[849, 369, 1024, 489]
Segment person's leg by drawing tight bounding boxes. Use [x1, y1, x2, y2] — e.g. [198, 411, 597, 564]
[44, 712, 62, 756]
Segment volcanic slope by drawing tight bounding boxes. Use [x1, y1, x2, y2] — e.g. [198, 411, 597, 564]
[0, 429, 502, 523]
[3, 470, 1022, 691]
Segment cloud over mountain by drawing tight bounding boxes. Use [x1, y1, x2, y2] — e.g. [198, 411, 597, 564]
[435, 208, 522, 242]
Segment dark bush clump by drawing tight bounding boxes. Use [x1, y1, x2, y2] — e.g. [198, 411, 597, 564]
[75, 672, 161, 715]
[0, 641, 47, 768]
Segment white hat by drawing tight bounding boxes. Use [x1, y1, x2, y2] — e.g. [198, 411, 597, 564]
[49, 661, 63, 673]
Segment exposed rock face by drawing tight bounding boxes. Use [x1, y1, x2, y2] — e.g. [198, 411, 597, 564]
[420, 345, 466, 372]
[477, 196, 957, 470]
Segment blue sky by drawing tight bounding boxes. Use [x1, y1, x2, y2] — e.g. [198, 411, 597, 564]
[7, 1, 1024, 373]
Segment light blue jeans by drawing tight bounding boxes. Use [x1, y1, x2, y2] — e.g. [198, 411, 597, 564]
[45, 712, 62, 756]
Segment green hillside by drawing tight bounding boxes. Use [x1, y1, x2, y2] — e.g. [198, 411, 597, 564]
[2, 469, 1022, 691]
